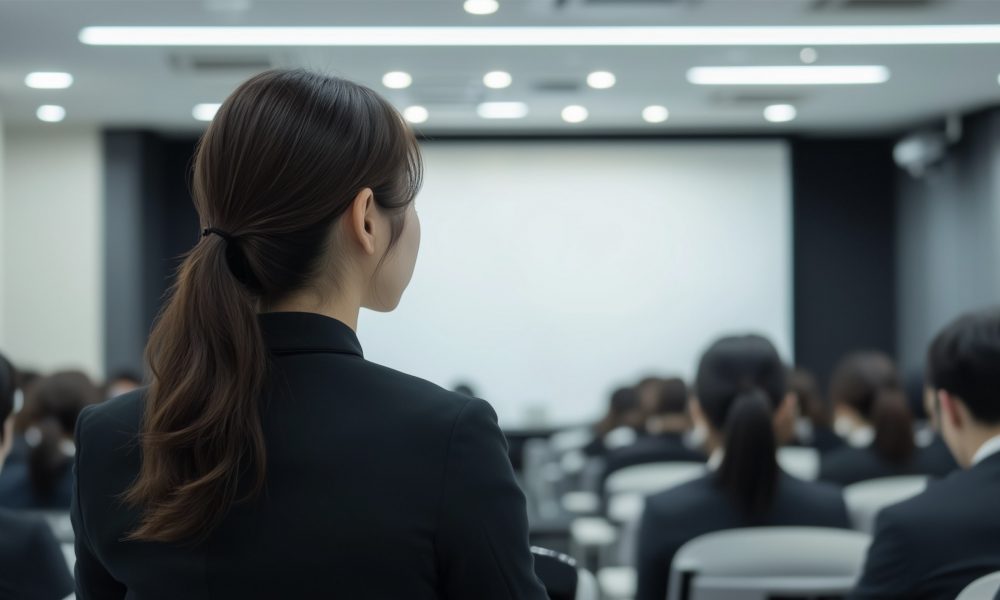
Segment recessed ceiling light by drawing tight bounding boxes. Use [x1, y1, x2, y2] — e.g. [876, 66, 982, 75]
[79, 25, 1000, 47]
[25, 72, 74, 89]
[800, 48, 819, 64]
[403, 105, 429, 124]
[382, 71, 412, 89]
[36, 105, 66, 123]
[463, 0, 499, 15]
[483, 70, 512, 89]
[642, 105, 669, 123]
[477, 101, 528, 119]
[561, 105, 589, 124]
[587, 71, 616, 89]
[687, 65, 890, 85]
[192, 103, 221, 121]
[764, 104, 797, 123]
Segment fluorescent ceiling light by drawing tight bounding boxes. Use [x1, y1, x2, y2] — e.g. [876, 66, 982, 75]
[483, 70, 512, 89]
[477, 101, 528, 119]
[642, 105, 669, 124]
[25, 72, 74, 89]
[382, 71, 412, 89]
[688, 65, 889, 85]
[464, 0, 499, 15]
[193, 103, 221, 121]
[36, 105, 66, 122]
[561, 105, 588, 124]
[79, 25, 1000, 47]
[587, 71, 616, 89]
[764, 104, 797, 123]
[403, 105, 429, 124]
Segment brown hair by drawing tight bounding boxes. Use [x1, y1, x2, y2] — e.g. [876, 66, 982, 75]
[125, 69, 422, 543]
[829, 351, 914, 466]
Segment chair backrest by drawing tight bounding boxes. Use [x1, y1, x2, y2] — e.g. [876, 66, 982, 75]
[575, 568, 599, 600]
[956, 571, 1000, 600]
[667, 527, 871, 600]
[776, 446, 820, 481]
[532, 546, 579, 600]
[550, 427, 594, 455]
[843, 475, 929, 533]
[61, 542, 75, 570]
[604, 462, 707, 496]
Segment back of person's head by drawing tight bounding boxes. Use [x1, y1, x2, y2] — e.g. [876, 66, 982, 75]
[695, 335, 786, 520]
[596, 386, 643, 436]
[829, 351, 914, 465]
[0, 353, 17, 465]
[452, 382, 476, 397]
[129, 69, 422, 544]
[105, 369, 143, 399]
[651, 378, 688, 416]
[23, 371, 99, 497]
[788, 368, 830, 427]
[927, 307, 1000, 465]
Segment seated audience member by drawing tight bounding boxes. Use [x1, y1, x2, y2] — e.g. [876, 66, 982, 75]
[0, 370, 99, 510]
[789, 368, 845, 453]
[635, 335, 849, 600]
[601, 377, 704, 487]
[852, 307, 1000, 599]
[819, 352, 951, 485]
[583, 386, 645, 457]
[917, 380, 960, 475]
[0, 353, 75, 600]
[104, 369, 142, 400]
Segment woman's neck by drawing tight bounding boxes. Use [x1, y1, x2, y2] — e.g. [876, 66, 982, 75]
[266, 289, 362, 331]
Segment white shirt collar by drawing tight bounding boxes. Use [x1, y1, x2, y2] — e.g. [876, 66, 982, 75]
[707, 449, 724, 471]
[971, 433, 1000, 467]
[848, 426, 875, 448]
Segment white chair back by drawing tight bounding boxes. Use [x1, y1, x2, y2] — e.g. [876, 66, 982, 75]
[605, 462, 707, 496]
[62, 542, 75, 570]
[550, 427, 594, 455]
[777, 446, 820, 481]
[844, 475, 929, 533]
[666, 527, 871, 600]
[956, 571, 1000, 600]
[575, 568, 599, 600]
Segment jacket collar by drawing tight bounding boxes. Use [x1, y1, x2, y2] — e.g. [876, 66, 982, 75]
[258, 312, 364, 358]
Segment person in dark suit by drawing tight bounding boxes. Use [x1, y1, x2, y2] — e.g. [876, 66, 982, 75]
[634, 335, 850, 600]
[819, 352, 954, 486]
[788, 368, 845, 454]
[0, 370, 98, 510]
[0, 353, 75, 600]
[600, 377, 704, 489]
[72, 69, 546, 600]
[852, 307, 1000, 599]
[582, 386, 645, 458]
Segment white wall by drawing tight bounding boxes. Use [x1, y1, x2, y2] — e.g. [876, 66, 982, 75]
[360, 140, 792, 427]
[0, 127, 104, 377]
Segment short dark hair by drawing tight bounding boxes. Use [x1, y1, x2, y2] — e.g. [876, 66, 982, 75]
[0, 353, 17, 444]
[651, 378, 689, 416]
[927, 307, 1000, 425]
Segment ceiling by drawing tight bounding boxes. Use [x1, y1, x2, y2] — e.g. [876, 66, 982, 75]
[2, 0, 1000, 135]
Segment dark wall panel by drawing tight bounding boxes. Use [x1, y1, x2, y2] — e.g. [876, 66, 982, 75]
[792, 138, 897, 388]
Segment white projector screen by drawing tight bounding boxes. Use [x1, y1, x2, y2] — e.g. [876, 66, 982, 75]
[358, 140, 791, 428]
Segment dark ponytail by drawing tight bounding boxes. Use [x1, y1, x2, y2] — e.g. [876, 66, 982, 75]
[696, 335, 786, 520]
[829, 352, 914, 466]
[125, 69, 422, 543]
[22, 371, 98, 499]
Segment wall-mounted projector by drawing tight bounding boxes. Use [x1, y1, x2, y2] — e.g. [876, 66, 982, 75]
[893, 115, 962, 178]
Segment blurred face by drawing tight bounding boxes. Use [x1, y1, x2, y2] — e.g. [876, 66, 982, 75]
[365, 202, 421, 312]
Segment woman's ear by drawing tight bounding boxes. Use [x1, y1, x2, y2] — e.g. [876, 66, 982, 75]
[348, 187, 376, 255]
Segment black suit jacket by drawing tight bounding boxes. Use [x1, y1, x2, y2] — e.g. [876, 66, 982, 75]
[71, 312, 547, 600]
[634, 472, 850, 600]
[851, 452, 1000, 599]
[819, 442, 958, 486]
[0, 507, 74, 600]
[600, 432, 705, 491]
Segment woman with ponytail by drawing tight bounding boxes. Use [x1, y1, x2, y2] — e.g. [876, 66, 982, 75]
[819, 351, 955, 485]
[634, 335, 849, 600]
[0, 370, 98, 510]
[72, 69, 546, 600]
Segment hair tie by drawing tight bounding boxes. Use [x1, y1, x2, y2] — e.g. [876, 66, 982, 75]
[202, 227, 234, 243]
